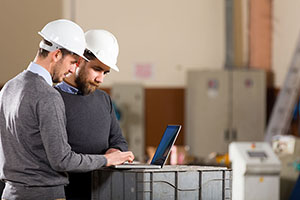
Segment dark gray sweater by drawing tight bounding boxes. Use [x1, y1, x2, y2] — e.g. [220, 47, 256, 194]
[56, 88, 128, 154]
[0, 71, 107, 187]
[56, 85, 128, 200]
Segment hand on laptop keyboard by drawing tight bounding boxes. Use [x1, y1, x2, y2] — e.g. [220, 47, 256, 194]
[104, 151, 135, 166]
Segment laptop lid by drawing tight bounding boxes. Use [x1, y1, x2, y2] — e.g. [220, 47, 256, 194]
[111, 124, 181, 169]
[150, 124, 181, 167]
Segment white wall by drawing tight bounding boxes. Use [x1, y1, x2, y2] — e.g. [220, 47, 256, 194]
[273, 0, 300, 88]
[0, 0, 62, 85]
[2, 1, 296, 88]
[73, 0, 225, 87]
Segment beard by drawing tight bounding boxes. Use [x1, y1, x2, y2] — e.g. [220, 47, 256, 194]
[75, 67, 100, 95]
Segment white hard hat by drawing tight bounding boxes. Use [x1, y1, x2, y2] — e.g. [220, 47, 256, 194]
[85, 29, 119, 71]
[38, 19, 88, 60]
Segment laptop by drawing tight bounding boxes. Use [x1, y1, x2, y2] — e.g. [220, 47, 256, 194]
[112, 124, 181, 169]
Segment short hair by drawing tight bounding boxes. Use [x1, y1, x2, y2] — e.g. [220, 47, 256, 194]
[38, 40, 51, 58]
[38, 39, 75, 58]
[83, 49, 97, 61]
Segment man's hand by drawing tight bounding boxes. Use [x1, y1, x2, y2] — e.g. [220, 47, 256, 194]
[104, 151, 135, 166]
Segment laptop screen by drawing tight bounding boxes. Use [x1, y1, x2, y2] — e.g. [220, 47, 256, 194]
[150, 125, 181, 166]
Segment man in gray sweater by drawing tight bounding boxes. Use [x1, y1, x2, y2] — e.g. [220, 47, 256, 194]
[0, 19, 134, 200]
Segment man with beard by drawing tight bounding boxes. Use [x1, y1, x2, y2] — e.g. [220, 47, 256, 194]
[0, 20, 134, 200]
[55, 29, 131, 200]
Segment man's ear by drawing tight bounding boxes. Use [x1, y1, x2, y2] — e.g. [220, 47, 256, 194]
[52, 49, 62, 62]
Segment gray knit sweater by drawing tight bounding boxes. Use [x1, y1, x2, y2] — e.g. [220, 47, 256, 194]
[0, 70, 107, 187]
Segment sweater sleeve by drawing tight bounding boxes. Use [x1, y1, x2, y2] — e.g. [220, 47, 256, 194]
[37, 94, 107, 172]
[107, 95, 128, 152]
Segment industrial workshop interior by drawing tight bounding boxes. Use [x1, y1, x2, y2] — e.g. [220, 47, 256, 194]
[1, 0, 300, 200]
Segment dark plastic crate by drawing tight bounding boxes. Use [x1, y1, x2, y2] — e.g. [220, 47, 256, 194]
[92, 165, 232, 200]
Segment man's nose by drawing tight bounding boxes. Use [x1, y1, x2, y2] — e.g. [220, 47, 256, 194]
[68, 64, 76, 74]
[95, 72, 105, 83]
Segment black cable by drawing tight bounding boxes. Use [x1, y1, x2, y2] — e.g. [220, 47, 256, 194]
[137, 178, 230, 192]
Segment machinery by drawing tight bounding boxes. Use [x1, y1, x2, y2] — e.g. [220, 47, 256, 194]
[272, 135, 300, 199]
[229, 142, 281, 200]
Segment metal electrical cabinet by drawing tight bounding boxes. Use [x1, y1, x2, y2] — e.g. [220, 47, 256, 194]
[111, 84, 145, 161]
[185, 69, 266, 158]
